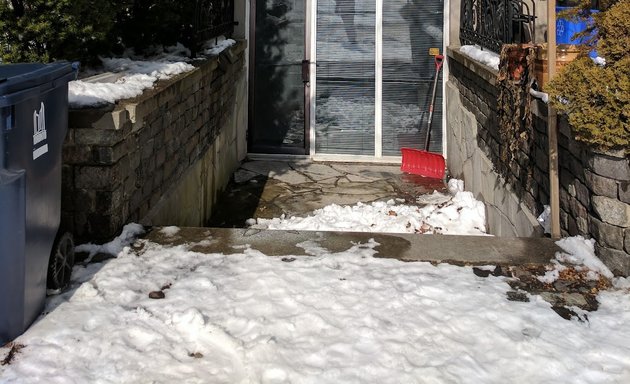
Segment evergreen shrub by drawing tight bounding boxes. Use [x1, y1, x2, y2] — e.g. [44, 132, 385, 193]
[547, 0, 629, 153]
[0, 0, 118, 64]
[0, 1, 208, 64]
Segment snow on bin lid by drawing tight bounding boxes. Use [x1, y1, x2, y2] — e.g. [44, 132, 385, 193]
[0, 62, 75, 96]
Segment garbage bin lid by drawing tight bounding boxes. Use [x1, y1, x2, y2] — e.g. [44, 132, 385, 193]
[0, 62, 75, 96]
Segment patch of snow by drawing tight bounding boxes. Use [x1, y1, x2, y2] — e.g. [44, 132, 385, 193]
[74, 223, 145, 259]
[460, 45, 500, 70]
[529, 87, 549, 104]
[159, 226, 181, 237]
[613, 277, 630, 290]
[586, 270, 602, 281]
[69, 56, 195, 108]
[537, 269, 560, 284]
[537, 205, 551, 234]
[69, 73, 157, 108]
[447, 178, 464, 194]
[101, 58, 194, 79]
[539, 237, 614, 283]
[204, 38, 236, 56]
[555, 236, 614, 279]
[251, 180, 487, 236]
[592, 56, 606, 66]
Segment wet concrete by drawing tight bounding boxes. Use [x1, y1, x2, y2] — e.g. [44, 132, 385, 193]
[208, 160, 447, 227]
[197, 160, 564, 266]
[144, 227, 560, 266]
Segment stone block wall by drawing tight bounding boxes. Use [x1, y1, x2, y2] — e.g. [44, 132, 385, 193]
[62, 41, 247, 242]
[552, 125, 630, 275]
[446, 46, 630, 275]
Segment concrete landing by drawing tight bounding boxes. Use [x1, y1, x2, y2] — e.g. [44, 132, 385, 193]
[143, 227, 561, 266]
[208, 161, 446, 228]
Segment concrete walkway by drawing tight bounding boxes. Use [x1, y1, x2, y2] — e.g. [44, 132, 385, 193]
[135, 160, 591, 319]
[209, 160, 446, 227]
[145, 227, 560, 266]
[172, 159, 562, 265]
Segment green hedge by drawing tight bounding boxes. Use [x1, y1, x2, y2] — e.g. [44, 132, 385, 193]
[0, 0, 118, 65]
[0, 1, 204, 64]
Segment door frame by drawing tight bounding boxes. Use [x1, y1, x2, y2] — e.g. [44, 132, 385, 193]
[248, 0, 310, 156]
[249, 0, 448, 163]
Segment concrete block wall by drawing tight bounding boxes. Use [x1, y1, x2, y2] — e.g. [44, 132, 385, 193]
[446, 47, 542, 238]
[446, 46, 630, 275]
[62, 41, 247, 242]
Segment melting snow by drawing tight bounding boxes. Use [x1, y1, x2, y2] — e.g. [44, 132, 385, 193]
[460, 45, 500, 70]
[251, 179, 487, 236]
[2, 179, 629, 382]
[2, 230, 630, 383]
[69, 37, 236, 108]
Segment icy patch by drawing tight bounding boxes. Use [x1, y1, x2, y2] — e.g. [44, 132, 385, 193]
[460, 45, 500, 70]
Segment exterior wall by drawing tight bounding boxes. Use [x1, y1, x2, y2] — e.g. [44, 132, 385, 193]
[446, 48, 541, 237]
[62, 41, 248, 242]
[446, 46, 630, 275]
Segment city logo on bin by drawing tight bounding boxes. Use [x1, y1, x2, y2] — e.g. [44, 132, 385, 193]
[557, 20, 565, 37]
[33, 102, 48, 160]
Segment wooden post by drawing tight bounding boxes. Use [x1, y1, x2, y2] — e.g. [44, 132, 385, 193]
[548, 0, 561, 239]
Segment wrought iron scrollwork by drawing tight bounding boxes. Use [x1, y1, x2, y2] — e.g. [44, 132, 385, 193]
[460, 0, 536, 53]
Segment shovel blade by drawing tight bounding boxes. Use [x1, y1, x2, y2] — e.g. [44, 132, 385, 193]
[400, 148, 446, 179]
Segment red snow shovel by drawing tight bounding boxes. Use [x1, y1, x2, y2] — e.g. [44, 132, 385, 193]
[401, 54, 445, 179]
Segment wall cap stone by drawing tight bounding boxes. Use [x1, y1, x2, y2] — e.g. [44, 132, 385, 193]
[447, 46, 498, 86]
[68, 40, 247, 128]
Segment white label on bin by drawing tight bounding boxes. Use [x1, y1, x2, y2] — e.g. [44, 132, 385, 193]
[33, 102, 48, 160]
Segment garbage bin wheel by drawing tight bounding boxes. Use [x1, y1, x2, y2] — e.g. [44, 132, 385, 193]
[47, 232, 75, 291]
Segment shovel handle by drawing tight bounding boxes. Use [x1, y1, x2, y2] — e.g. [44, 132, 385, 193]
[425, 54, 445, 151]
[435, 54, 444, 72]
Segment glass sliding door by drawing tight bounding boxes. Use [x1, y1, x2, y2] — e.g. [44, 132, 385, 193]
[251, 0, 307, 154]
[381, 0, 444, 156]
[312, 0, 444, 159]
[314, 0, 376, 156]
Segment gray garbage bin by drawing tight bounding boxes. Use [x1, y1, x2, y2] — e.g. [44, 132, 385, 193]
[0, 62, 77, 344]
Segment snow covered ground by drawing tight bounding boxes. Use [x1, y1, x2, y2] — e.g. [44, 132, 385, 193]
[2, 177, 630, 383]
[1, 225, 629, 383]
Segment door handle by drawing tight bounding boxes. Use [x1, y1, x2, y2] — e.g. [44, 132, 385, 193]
[301, 60, 310, 84]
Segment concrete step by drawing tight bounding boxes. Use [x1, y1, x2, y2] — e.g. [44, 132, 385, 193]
[143, 227, 561, 266]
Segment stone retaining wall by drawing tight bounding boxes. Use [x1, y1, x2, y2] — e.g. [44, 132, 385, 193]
[446, 46, 630, 275]
[62, 41, 248, 242]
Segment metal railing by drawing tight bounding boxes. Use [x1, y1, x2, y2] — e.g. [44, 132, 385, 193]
[193, 0, 237, 53]
[460, 0, 536, 53]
